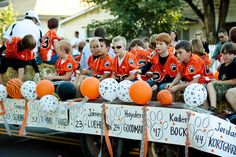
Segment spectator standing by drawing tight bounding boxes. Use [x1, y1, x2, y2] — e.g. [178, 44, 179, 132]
[71, 31, 82, 57]
[210, 28, 229, 67]
[194, 30, 210, 54]
[3, 10, 42, 64]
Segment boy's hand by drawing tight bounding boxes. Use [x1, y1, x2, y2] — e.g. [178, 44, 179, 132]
[129, 69, 141, 74]
[33, 73, 40, 83]
[168, 85, 179, 93]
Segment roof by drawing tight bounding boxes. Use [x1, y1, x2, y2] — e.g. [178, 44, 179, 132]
[60, 5, 99, 24]
[10, 0, 91, 18]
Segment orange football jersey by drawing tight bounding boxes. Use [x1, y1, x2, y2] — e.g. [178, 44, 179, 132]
[40, 30, 61, 62]
[5, 37, 35, 61]
[90, 54, 113, 78]
[179, 54, 209, 83]
[55, 54, 78, 75]
[150, 54, 179, 83]
[111, 52, 137, 81]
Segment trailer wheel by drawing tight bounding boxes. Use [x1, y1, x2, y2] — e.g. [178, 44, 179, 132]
[80, 134, 124, 157]
[148, 142, 184, 157]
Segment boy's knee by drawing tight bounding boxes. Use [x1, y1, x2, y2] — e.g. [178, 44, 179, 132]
[225, 88, 236, 101]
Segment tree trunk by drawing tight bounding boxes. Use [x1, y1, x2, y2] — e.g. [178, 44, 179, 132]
[217, 0, 230, 32]
[202, 0, 216, 44]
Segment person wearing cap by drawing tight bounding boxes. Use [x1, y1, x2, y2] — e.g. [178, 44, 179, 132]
[2, 10, 42, 64]
[1, 10, 42, 78]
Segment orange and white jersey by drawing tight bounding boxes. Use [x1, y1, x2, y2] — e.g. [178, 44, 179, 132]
[90, 54, 113, 78]
[179, 54, 209, 83]
[150, 54, 179, 83]
[5, 37, 35, 61]
[198, 53, 213, 77]
[40, 30, 61, 62]
[129, 49, 150, 68]
[55, 54, 78, 76]
[111, 52, 137, 81]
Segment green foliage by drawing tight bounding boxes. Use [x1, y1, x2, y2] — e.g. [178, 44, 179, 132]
[86, 0, 184, 40]
[0, 3, 17, 43]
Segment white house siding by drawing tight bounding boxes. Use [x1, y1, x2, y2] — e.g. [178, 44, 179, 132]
[60, 8, 115, 41]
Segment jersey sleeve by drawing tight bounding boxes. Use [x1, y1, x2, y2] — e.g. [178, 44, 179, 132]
[64, 59, 78, 72]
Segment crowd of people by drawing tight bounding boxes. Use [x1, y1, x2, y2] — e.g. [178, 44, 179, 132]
[0, 10, 236, 113]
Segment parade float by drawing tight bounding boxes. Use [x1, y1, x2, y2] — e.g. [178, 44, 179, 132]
[0, 66, 235, 157]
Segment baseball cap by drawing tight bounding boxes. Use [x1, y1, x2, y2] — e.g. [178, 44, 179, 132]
[25, 10, 40, 24]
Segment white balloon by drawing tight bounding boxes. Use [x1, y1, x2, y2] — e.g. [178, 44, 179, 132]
[20, 81, 37, 100]
[39, 95, 59, 113]
[99, 78, 118, 102]
[0, 84, 7, 101]
[184, 83, 207, 107]
[116, 80, 133, 102]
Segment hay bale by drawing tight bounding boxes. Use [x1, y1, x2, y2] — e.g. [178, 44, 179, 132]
[2, 63, 56, 85]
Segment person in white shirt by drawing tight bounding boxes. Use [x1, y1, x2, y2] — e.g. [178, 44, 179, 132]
[71, 31, 82, 57]
[3, 10, 42, 64]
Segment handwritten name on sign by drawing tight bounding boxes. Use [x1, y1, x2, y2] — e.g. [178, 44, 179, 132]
[0, 99, 235, 157]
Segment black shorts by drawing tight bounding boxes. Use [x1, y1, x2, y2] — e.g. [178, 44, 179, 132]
[0, 57, 28, 74]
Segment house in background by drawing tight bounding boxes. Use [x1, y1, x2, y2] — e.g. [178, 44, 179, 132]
[181, 0, 236, 41]
[60, 0, 236, 42]
[60, 6, 115, 40]
[3, 0, 91, 39]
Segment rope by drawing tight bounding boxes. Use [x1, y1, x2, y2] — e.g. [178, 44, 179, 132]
[19, 99, 29, 136]
[0, 101, 12, 136]
[102, 104, 113, 157]
[140, 106, 148, 157]
[185, 111, 191, 157]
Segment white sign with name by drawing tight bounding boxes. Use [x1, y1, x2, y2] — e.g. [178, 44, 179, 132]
[0, 99, 235, 157]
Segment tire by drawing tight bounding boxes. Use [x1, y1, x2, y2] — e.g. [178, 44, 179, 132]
[80, 134, 124, 157]
[148, 142, 184, 157]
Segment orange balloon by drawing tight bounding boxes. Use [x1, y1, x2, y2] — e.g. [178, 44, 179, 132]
[6, 78, 23, 99]
[80, 77, 100, 100]
[129, 80, 152, 105]
[36, 80, 55, 98]
[213, 71, 219, 80]
[157, 89, 173, 106]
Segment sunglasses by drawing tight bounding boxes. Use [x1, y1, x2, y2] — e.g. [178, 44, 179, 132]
[218, 36, 224, 39]
[195, 33, 201, 36]
[112, 46, 122, 49]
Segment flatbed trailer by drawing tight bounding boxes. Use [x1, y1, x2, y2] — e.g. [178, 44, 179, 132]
[0, 98, 235, 157]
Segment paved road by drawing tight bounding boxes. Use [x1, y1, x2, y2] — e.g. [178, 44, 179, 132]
[0, 125, 82, 157]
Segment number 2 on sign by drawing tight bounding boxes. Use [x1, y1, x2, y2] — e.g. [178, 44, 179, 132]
[75, 120, 83, 128]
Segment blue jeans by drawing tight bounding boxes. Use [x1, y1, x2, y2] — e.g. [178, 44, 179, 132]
[44, 54, 59, 65]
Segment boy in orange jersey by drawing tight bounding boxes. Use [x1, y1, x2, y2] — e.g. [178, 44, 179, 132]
[0, 34, 39, 84]
[129, 38, 150, 80]
[111, 36, 137, 82]
[191, 38, 213, 77]
[90, 38, 113, 81]
[168, 40, 210, 93]
[79, 38, 101, 75]
[39, 18, 61, 64]
[44, 40, 78, 81]
[137, 33, 179, 90]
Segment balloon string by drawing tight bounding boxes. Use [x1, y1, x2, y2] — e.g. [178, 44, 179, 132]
[19, 99, 29, 136]
[140, 105, 148, 157]
[185, 111, 191, 157]
[102, 104, 113, 157]
[0, 101, 6, 115]
[0, 101, 12, 136]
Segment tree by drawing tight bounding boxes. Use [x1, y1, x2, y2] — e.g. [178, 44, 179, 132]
[184, 0, 230, 43]
[0, 2, 17, 43]
[85, 0, 184, 40]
